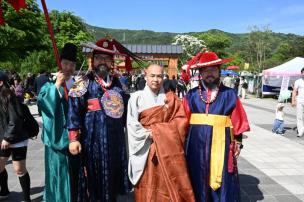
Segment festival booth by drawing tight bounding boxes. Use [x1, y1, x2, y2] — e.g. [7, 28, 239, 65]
[262, 57, 304, 98]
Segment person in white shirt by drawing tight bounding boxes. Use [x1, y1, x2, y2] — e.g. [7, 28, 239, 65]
[292, 67, 304, 137]
[272, 103, 285, 135]
[240, 76, 248, 99]
[223, 74, 233, 88]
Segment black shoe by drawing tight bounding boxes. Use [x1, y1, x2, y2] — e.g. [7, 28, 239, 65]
[0, 190, 10, 200]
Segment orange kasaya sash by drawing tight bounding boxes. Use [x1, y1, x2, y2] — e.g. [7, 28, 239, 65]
[135, 92, 195, 202]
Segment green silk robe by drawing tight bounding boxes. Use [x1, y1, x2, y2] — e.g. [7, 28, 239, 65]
[38, 82, 71, 202]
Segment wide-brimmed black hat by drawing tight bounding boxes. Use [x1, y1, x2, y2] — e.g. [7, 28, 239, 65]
[60, 43, 77, 62]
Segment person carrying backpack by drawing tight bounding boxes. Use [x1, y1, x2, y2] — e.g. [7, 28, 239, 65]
[0, 71, 31, 202]
[240, 76, 248, 99]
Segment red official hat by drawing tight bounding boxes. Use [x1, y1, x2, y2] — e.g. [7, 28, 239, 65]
[192, 52, 233, 68]
[81, 36, 144, 72]
[94, 38, 117, 56]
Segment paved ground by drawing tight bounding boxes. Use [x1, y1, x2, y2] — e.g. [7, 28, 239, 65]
[3, 96, 304, 201]
[240, 97, 304, 202]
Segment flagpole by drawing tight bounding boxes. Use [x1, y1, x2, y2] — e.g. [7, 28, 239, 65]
[40, 0, 62, 70]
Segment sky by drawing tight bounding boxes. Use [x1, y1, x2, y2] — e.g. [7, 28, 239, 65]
[38, 0, 304, 35]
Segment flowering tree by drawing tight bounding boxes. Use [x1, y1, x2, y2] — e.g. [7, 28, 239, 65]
[172, 34, 206, 67]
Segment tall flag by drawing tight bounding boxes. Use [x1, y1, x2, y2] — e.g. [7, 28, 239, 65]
[0, 0, 27, 25]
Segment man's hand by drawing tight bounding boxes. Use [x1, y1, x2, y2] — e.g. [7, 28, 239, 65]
[1, 140, 10, 150]
[148, 129, 153, 139]
[292, 88, 298, 107]
[55, 71, 66, 89]
[291, 100, 296, 107]
[234, 143, 242, 158]
[69, 141, 82, 155]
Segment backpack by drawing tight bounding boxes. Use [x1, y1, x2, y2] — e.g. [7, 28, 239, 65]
[242, 82, 248, 89]
[21, 103, 39, 139]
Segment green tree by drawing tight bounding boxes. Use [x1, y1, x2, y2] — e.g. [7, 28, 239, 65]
[49, 10, 93, 48]
[0, 1, 93, 74]
[48, 10, 93, 70]
[0, 0, 47, 62]
[223, 52, 245, 70]
[272, 42, 293, 61]
[196, 32, 232, 57]
[20, 50, 56, 74]
[245, 25, 273, 72]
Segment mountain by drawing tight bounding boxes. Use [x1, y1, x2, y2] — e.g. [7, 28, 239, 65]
[85, 25, 253, 53]
[86, 25, 303, 49]
[86, 24, 178, 44]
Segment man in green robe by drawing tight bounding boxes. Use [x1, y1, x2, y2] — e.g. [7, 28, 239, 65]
[38, 43, 78, 202]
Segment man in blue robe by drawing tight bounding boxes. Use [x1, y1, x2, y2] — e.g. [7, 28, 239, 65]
[183, 51, 250, 202]
[67, 38, 131, 201]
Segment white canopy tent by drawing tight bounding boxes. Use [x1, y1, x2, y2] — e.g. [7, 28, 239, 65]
[263, 57, 304, 77]
[261, 57, 304, 96]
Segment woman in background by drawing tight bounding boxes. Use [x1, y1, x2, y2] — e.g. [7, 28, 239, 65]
[0, 71, 31, 202]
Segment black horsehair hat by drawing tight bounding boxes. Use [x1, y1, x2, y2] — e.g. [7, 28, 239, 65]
[60, 43, 77, 62]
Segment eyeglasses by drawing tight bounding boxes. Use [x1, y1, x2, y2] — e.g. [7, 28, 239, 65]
[94, 55, 113, 63]
[200, 67, 219, 73]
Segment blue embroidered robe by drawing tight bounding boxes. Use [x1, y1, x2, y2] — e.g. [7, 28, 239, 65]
[67, 76, 130, 202]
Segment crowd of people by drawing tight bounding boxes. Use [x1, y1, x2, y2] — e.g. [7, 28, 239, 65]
[222, 74, 248, 99]
[0, 38, 251, 202]
[2, 70, 187, 105]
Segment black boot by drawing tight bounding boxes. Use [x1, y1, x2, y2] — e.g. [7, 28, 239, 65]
[0, 169, 10, 200]
[18, 172, 31, 202]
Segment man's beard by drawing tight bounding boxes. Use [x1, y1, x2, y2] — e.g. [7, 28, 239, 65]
[203, 77, 220, 89]
[94, 64, 110, 80]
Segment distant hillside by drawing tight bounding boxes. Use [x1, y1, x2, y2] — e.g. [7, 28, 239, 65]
[86, 25, 302, 50]
[86, 25, 252, 45]
[86, 24, 178, 44]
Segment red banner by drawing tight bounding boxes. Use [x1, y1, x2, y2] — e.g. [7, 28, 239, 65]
[0, 0, 27, 25]
[8, 0, 26, 11]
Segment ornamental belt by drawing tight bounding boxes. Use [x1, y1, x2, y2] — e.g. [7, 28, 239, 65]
[87, 98, 102, 112]
[190, 113, 232, 191]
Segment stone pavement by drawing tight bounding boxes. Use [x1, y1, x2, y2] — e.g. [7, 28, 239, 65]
[3, 97, 304, 201]
[241, 97, 304, 201]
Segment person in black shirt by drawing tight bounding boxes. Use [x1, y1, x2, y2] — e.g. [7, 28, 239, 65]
[0, 71, 31, 201]
[33, 71, 50, 95]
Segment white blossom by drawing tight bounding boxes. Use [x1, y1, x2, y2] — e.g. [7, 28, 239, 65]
[172, 34, 206, 59]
